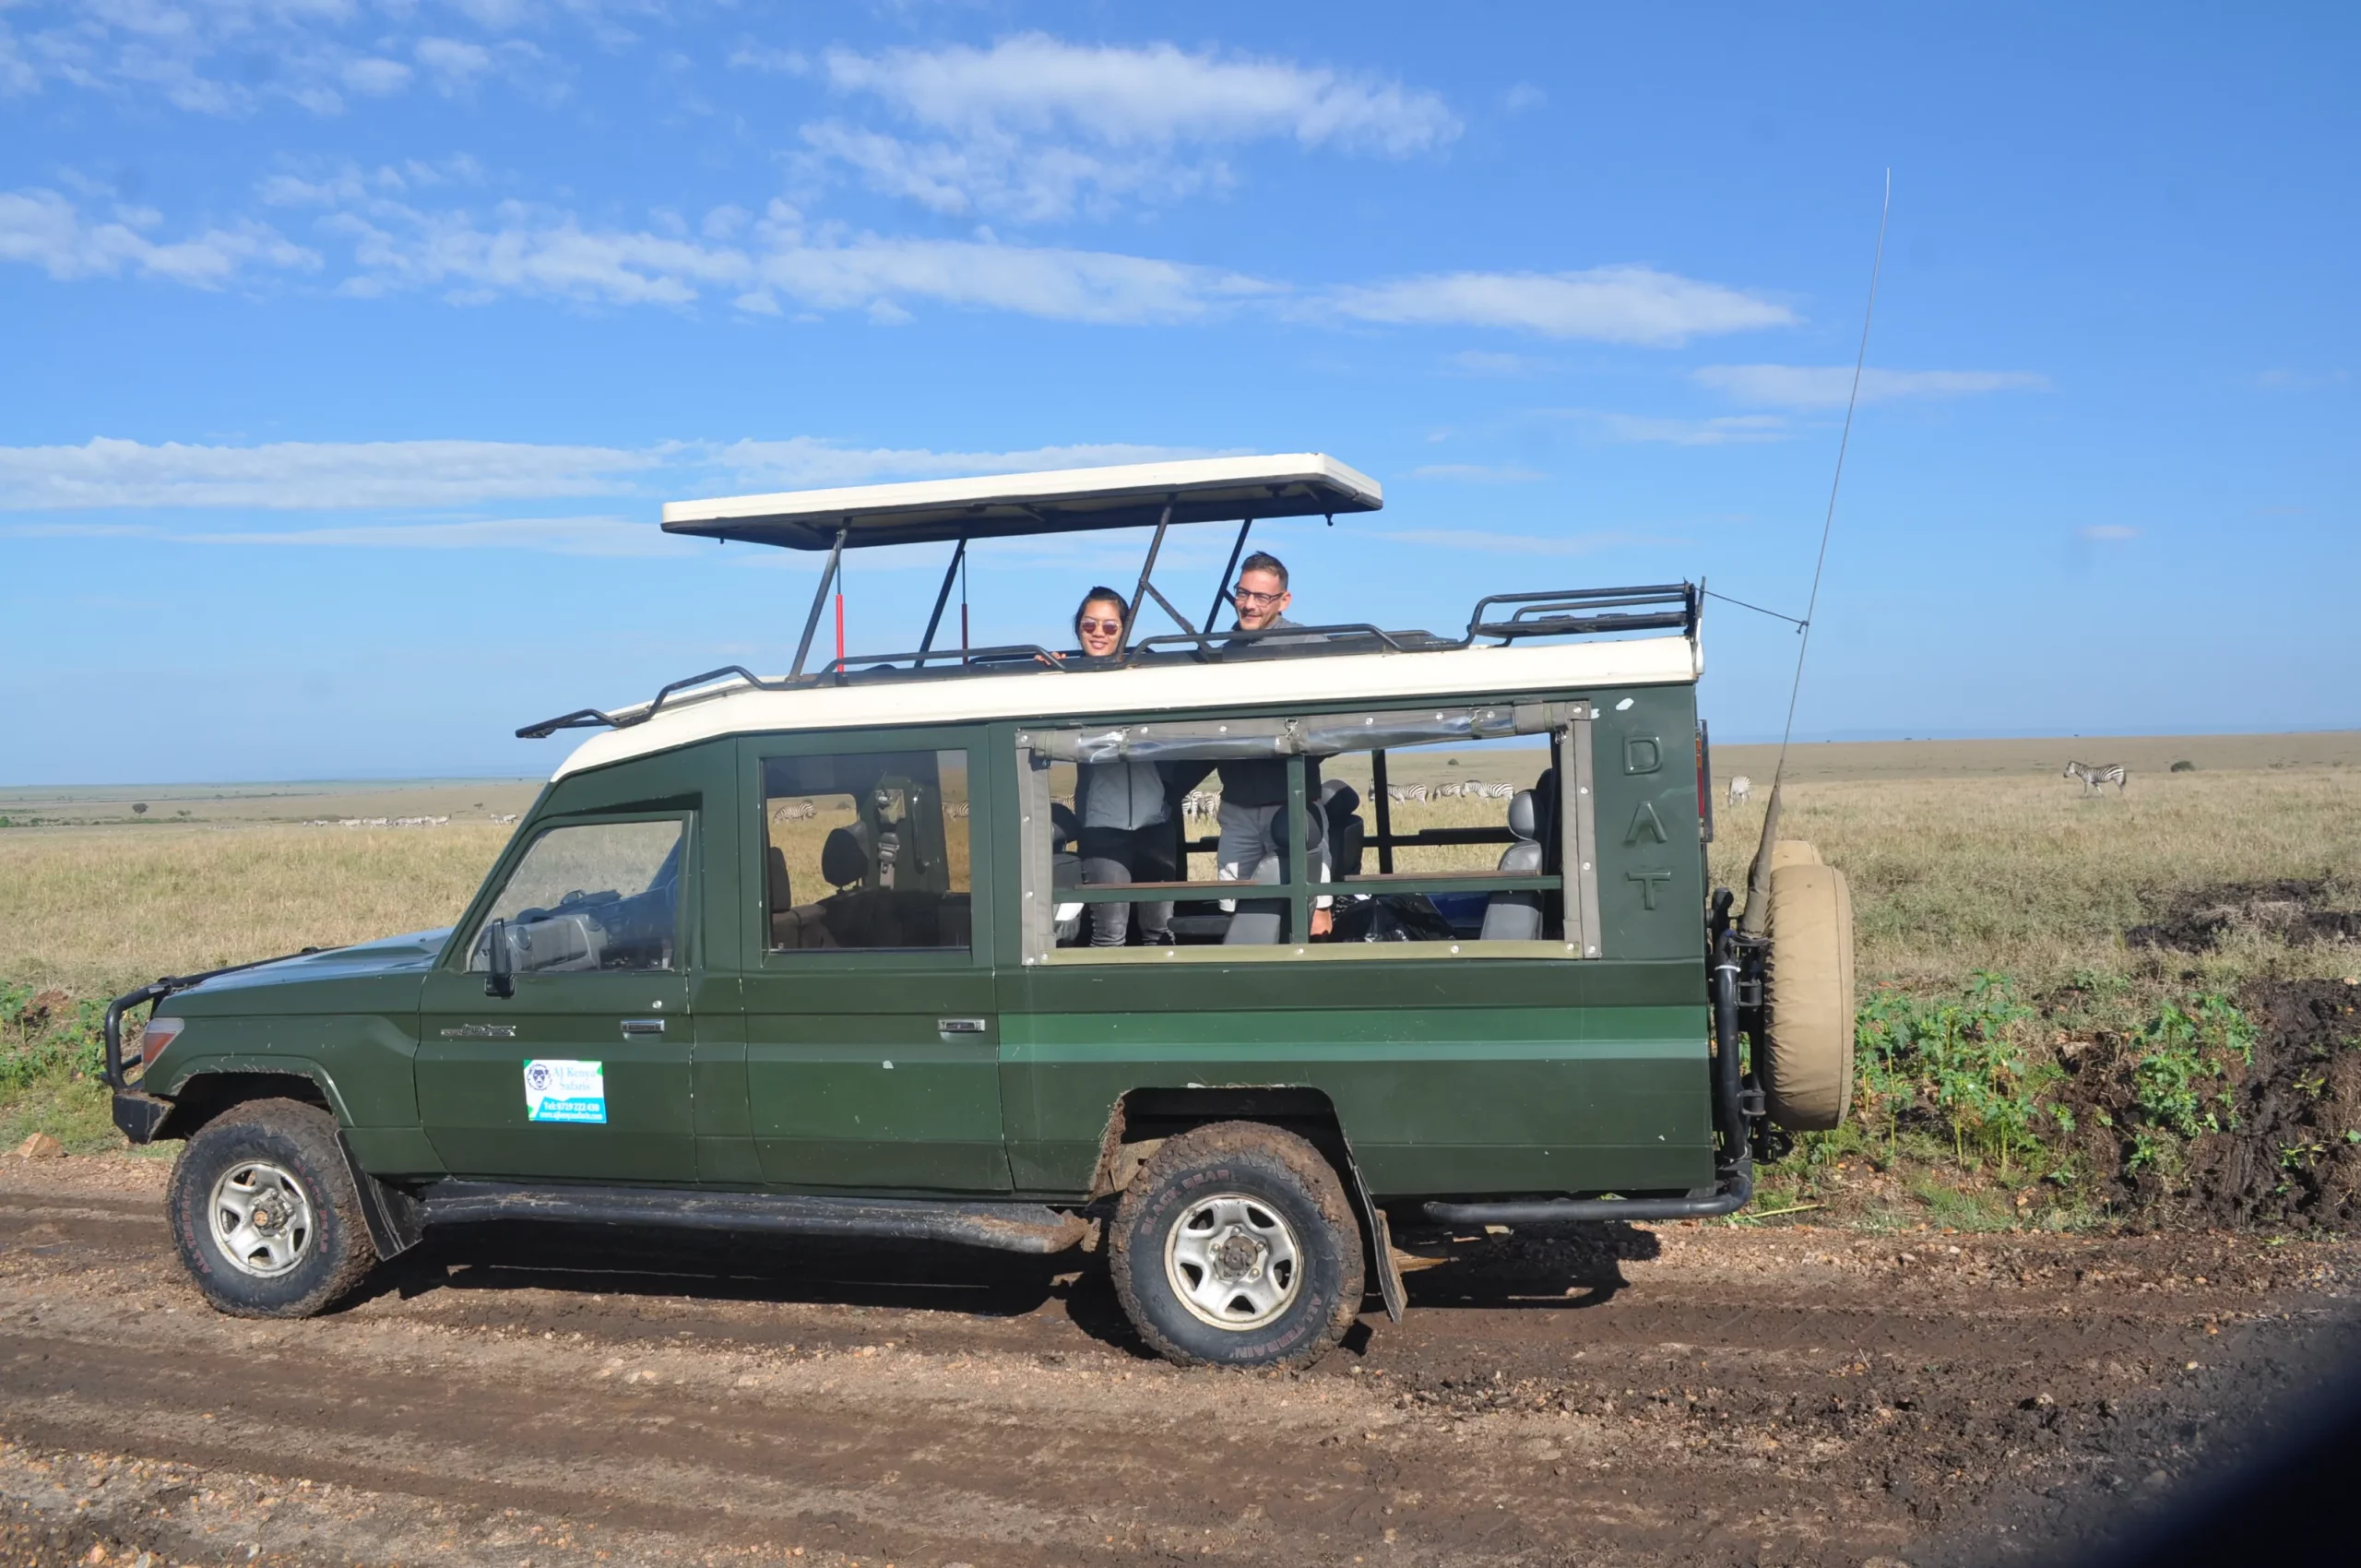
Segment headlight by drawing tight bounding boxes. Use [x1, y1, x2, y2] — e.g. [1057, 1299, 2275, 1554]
[140, 1016, 185, 1065]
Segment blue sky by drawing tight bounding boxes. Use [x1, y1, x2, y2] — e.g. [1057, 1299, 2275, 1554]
[3, 2, 2354, 784]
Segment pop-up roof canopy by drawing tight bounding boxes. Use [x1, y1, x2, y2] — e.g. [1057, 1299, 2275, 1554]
[660, 453, 1382, 551]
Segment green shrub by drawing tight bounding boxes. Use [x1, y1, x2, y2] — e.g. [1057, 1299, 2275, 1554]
[1854, 971, 2061, 1173]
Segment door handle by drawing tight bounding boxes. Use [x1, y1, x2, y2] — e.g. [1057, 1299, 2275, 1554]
[620, 1018, 667, 1036]
[936, 1017, 989, 1035]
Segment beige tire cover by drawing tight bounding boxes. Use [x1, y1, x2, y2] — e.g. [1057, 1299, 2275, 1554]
[1769, 839, 1821, 871]
[1762, 861, 1856, 1131]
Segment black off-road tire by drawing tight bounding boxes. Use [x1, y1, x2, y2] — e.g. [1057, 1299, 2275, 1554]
[167, 1098, 378, 1318]
[1109, 1122, 1365, 1370]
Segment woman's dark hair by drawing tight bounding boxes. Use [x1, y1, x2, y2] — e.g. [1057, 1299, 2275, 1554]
[1074, 586, 1130, 637]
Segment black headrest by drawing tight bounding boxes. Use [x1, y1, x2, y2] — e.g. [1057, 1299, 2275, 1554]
[1507, 790, 1539, 841]
[1529, 766, 1560, 845]
[821, 826, 869, 889]
[1050, 801, 1080, 847]
[1320, 778, 1361, 819]
[766, 844, 792, 908]
[1266, 802, 1326, 855]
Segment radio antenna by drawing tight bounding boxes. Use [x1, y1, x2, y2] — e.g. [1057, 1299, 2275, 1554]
[1773, 168, 1890, 790]
[1742, 170, 1891, 935]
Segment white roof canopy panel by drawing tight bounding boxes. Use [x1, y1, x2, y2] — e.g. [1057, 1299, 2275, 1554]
[660, 452, 1382, 551]
[552, 633, 1703, 779]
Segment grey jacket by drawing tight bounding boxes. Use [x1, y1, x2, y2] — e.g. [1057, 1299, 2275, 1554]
[1079, 760, 1169, 831]
[1218, 614, 1326, 806]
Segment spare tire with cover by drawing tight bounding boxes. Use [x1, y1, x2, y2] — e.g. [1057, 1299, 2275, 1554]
[1760, 852, 1856, 1131]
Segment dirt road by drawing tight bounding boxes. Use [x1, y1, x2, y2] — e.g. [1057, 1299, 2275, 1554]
[2, 1156, 2353, 1568]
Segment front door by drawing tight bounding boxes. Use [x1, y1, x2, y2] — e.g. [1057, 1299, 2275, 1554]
[419, 813, 699, 1183]
[739, 734, 1009, 1194]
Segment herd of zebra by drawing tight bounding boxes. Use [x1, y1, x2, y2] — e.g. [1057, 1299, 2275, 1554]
[1170, 780, 1520, 821]
[1719, 763, 2130, 806]
[777, 764, 2135, 832]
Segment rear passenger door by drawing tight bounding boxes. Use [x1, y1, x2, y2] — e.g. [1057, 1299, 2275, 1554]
[737, 731, 1009, 1194]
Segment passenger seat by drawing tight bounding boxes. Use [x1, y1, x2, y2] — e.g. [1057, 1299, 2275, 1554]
[1479, 789, 1548, 940]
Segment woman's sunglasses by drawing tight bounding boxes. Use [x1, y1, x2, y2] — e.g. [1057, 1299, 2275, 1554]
[1077, 618, 1124, 636]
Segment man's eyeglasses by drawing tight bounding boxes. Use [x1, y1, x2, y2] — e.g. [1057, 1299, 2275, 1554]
[1077, 618, 1123, 636]
[1231, 585, 1285, 606]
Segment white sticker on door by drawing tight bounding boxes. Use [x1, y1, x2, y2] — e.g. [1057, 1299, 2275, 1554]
[523, 1059, 607, 1124]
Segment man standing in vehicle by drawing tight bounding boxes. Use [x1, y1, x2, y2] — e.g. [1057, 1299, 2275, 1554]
[1214, 552, 1332, 936]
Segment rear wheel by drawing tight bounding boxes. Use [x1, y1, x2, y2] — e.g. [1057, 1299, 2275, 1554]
[167, 1098, 378, 1318]
[1109, 1122, 1364, 1370]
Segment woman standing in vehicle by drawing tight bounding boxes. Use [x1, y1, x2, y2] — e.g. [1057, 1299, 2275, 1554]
[1071, 588, 1176, 945]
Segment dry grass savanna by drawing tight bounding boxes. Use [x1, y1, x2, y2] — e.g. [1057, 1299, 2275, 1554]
[6, 737, 2359, 1232]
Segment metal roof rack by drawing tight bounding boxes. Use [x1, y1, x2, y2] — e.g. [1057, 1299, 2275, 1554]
[516, 455, 1697, 742]
[516, 584, 1700, 740]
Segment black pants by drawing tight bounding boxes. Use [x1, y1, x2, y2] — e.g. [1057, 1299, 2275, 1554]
[1079, 825, 1176, 946]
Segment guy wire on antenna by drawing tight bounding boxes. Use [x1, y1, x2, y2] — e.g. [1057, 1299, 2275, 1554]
[1772, 168, 1892, 795]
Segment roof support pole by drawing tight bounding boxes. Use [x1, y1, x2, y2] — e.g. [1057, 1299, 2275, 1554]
[916, 533, 968, 664]
[1115, 502, 1173, 656]
[1205, 517, 1253, 639]
[790, 525, 849, 677]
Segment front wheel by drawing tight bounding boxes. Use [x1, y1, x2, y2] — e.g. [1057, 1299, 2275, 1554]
[167, 1098, 378, 1318]
[1109, 1122, 1365, 1370]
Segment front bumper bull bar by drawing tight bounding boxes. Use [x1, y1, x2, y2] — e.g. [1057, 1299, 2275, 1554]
[103, 949, 331, 1143]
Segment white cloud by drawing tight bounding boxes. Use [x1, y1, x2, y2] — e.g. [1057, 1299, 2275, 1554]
[0, 437, 658, 510]
[415, 37, 494, 92]
[1694, 364, 2049, 409]
[3, 1, 586, 115]
[1442, 350, 1548, 376]
[0, 187, 317, 287]
[316, 195, 1274, 321]
[796, 119, 1220, 223]
[708, 439, 1215, 492]
[10, 515, 700, 556]
[198, 516, 694, 555]
[2080, 524, 2138, 541]
[1502, 82, 1547, 113]
[0, 435, 1221, 516]
[788, 34, 1458, 222]
[823, 34, 1458, 153]
[10, 178, 1785, 352]
[1326, 266, 1795, 345]
[1593, 412, 1791, 446]
[726, 40, 806, 75]
[341, 56, 412, 95]
[1379, 528, 1672, 556]
[1406, 464, 1548, 483]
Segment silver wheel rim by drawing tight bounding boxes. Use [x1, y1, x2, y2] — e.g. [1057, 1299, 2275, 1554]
[208, 1160, 315, 1278]
[1163, 1191, 1302, 1331]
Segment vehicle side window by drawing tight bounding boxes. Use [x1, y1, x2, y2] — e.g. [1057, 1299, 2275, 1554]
[466, 818, 686, 974]
[761, 749, 973, 953]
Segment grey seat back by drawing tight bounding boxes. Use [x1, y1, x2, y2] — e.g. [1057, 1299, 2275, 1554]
[1223, 802, 1324, 944]
[1479, 789, 1547, 940]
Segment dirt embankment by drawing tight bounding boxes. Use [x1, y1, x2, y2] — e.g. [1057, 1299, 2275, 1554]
[2042, 973, 2361, 1230]
[2, 1155, 2355, 1567]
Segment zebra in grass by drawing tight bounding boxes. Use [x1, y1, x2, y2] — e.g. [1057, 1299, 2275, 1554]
[1386, 784, 1428, 804]
[1727, 775, 1752, 807]
[2064, 760, 2129, 794]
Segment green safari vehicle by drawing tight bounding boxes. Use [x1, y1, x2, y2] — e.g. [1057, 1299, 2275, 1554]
[107, 455, 1857, 1370]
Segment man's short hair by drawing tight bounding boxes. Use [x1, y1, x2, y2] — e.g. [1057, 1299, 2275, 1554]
[1238, 551, 1289, 590]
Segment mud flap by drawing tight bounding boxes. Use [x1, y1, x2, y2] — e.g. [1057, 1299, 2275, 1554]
[339, 1132, 423, 1260]
[1339, 1149, 1406, 1324]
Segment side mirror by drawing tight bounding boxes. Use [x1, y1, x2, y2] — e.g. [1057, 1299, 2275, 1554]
[484, 917, 515, 998]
